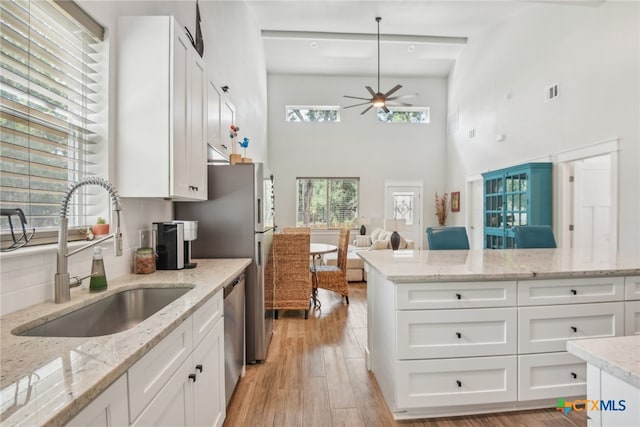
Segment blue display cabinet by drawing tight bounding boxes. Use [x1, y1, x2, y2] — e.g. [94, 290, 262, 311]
[482, 162, 552, 249]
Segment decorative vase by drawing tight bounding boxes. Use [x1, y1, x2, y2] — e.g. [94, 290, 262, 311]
[390, 231, 401, 250]
[360, 225, 366, 235]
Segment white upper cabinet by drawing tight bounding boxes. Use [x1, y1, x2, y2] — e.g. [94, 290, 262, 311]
[117, 16, 207, 200]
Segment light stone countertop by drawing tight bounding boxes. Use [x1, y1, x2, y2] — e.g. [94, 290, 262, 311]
[0, 258, 251, 426]
[567, 335, 640, 389]
[357, 248, 640, 282]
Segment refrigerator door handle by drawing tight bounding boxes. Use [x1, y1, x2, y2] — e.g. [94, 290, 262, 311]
[257, 198, 262, 224]
[257, 241, 262, 266]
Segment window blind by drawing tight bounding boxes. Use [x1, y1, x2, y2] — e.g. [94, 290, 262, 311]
[0, 0, 104, 239]
[296, 178, 359, 229]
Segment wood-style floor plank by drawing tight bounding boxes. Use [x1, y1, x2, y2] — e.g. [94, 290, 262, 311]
[223, 283, 587, 427]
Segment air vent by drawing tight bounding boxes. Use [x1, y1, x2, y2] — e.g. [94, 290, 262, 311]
[545, 83, 560, 102]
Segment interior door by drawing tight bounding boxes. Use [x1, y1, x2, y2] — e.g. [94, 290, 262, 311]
[572, 155, 612, 262]
[385, 183, 423, 249]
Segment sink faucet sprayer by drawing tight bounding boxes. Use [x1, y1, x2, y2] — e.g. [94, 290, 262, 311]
[55, 177, 123, 303]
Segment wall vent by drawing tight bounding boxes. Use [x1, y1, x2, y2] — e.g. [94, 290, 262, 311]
[545, 83, 560, 102]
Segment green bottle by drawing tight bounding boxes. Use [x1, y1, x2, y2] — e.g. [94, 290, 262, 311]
[89, 247, 108, 292]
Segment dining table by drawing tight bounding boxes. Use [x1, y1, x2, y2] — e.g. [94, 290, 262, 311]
[309, 243, 337, 308]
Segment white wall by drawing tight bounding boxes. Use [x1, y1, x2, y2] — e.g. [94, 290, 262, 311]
[0, 1, 267, 315]
[267, 74, 448, 235]
[446, 1, 640, 252]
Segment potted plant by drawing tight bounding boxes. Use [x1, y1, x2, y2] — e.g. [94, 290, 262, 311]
[92, 217, 110, 236]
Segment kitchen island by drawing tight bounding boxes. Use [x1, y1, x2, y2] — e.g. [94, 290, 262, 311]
[357, 248, 640, 420]
[0, 258, 251, 426]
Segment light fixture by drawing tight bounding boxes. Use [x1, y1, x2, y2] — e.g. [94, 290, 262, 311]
[372, 95, 385, 108]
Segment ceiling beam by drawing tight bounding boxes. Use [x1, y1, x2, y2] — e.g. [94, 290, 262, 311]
[261, 30, 467, 45]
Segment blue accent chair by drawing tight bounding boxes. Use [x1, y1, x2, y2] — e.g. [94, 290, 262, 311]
[512, 225, 557, 248]
[426, 226, 470, 250]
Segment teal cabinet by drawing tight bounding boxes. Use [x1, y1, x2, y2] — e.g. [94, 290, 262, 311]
[482, 163, 552, 249]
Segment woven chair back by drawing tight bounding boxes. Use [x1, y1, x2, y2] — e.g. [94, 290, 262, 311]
[336, 228, 350, 272]
[282, 227, 311, 234]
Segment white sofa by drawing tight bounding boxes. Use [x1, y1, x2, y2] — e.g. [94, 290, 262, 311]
[324, 227, 415, 282]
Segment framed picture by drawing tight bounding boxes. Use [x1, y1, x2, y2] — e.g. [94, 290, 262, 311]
[451, 191, 460, 212]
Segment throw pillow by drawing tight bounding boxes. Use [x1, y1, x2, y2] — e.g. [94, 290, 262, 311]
[399, 235, 408, 249]
[354, 235, 372, 247]
[370, 227, 383, 242]
[370, 239, 390, 250]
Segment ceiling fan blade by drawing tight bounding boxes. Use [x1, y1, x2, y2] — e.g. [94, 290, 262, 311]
[381, 105, 390, 114]
[343, 95, 372, 101]
[383, 84, 402, 98]
[344, 101, 372, 109]
[360, 105, 374, 115]
[386, 93, 418, 101]
[386, 101, 413, 107]
[365, 86, 376, 97]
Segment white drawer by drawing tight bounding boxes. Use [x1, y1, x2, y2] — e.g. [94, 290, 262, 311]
[396, 281, 516, 310]
[518, 277, 624, 306]
[518, 352, 586, 401]
[625, 301, 640, 335]
[193, 288, 223, 347]
[397, 356, 517, 408]
[518, 302, 624, 354]
[128, 318, 193, 423]
[625, 276, 640, 301]
[397, 308, 516, 359]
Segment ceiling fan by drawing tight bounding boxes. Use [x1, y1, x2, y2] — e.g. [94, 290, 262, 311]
[343, 17, 417, 115]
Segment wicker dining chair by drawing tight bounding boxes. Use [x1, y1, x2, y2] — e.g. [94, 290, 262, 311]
[311, 228, 350, 304]
[282, 227, 311, 234]
[272, 232, 312, 319]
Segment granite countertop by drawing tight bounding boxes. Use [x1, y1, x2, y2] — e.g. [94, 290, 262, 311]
[567, 335, 640, 389]
[0, 258, 251, 426]
[357, 248, 640, 282]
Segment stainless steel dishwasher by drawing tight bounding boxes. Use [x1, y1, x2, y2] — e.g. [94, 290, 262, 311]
[223, 273, 245, 406]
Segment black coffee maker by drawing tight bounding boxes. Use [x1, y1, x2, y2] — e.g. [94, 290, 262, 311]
[153, 222, 184, 270]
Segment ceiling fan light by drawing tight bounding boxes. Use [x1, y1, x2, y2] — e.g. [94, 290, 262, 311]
[372, 96, 385, 107]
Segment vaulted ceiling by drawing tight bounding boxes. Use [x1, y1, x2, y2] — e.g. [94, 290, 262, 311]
[249, 1, 603, 77]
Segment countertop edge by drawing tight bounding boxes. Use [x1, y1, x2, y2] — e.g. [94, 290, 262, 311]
[567, 337, 640, 389]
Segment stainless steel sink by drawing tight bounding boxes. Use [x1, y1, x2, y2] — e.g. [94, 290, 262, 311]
[16, 287, 193, 337]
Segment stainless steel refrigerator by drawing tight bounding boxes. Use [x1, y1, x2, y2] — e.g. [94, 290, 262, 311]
[175, 163, 275, 364]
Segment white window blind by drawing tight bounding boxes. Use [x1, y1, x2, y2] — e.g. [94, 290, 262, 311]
[0, 0, 104, 244]
[296, 178, 359, 229]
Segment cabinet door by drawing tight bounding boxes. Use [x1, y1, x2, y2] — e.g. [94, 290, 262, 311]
[131, 357, 195, 427]
[208, 80, 228, 158]
[625, 301, 640, 335]
[188, 53, 207, 200]
[171, 26, 191, 199]
[220, 99, 235, 155]
[193, 318, 225, 427]
[67, 375, 128, 427]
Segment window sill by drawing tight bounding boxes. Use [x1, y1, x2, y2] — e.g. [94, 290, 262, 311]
[0, 241, 91, 260]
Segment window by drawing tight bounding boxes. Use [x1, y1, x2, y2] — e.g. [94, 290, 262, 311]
[286, 105, 340, 122]
[0, 0, 105, 249]
[377, 107, 430, 124]
[296, 178, 359, 229]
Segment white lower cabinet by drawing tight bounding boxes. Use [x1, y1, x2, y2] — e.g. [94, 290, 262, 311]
[397, 356, 517, 408]
[587, 364, 640, 427]
[67, 375, 129, 427]
[625, 301, 640, 335]
[518, 352, 586, 400]
[193, 317, 225, 427]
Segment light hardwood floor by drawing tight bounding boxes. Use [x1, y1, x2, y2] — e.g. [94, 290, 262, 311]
[224, 283, 587, 427]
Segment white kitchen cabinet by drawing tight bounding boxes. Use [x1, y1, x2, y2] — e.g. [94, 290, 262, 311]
[207, 80, 228, 160]
[193, 316, 225, 427]
[518, 352, 586, 401]
[67, 375, 129, 427]
[117, 16, 207, 200]
[128, 288, 225, 427]
[586, 365, 640, 427]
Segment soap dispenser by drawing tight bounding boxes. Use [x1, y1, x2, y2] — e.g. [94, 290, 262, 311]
[89, 246, 108, 292]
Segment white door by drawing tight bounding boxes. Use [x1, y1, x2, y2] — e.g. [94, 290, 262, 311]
[385, 183, 423, 249]
[466, 178, 484, 250]
[572, 155, 613, 263]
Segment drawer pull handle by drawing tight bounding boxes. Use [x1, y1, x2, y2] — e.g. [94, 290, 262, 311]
[571, 326, 578, 333]
[456, 332, 462, 339]
[571, 372, 577, 379]
[571, 289, 577, 295]
[196, 364, 203, 373]
[456, 293, 462, 300]
[456, 380, 462, 387]
[189, 373, 197, 382]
